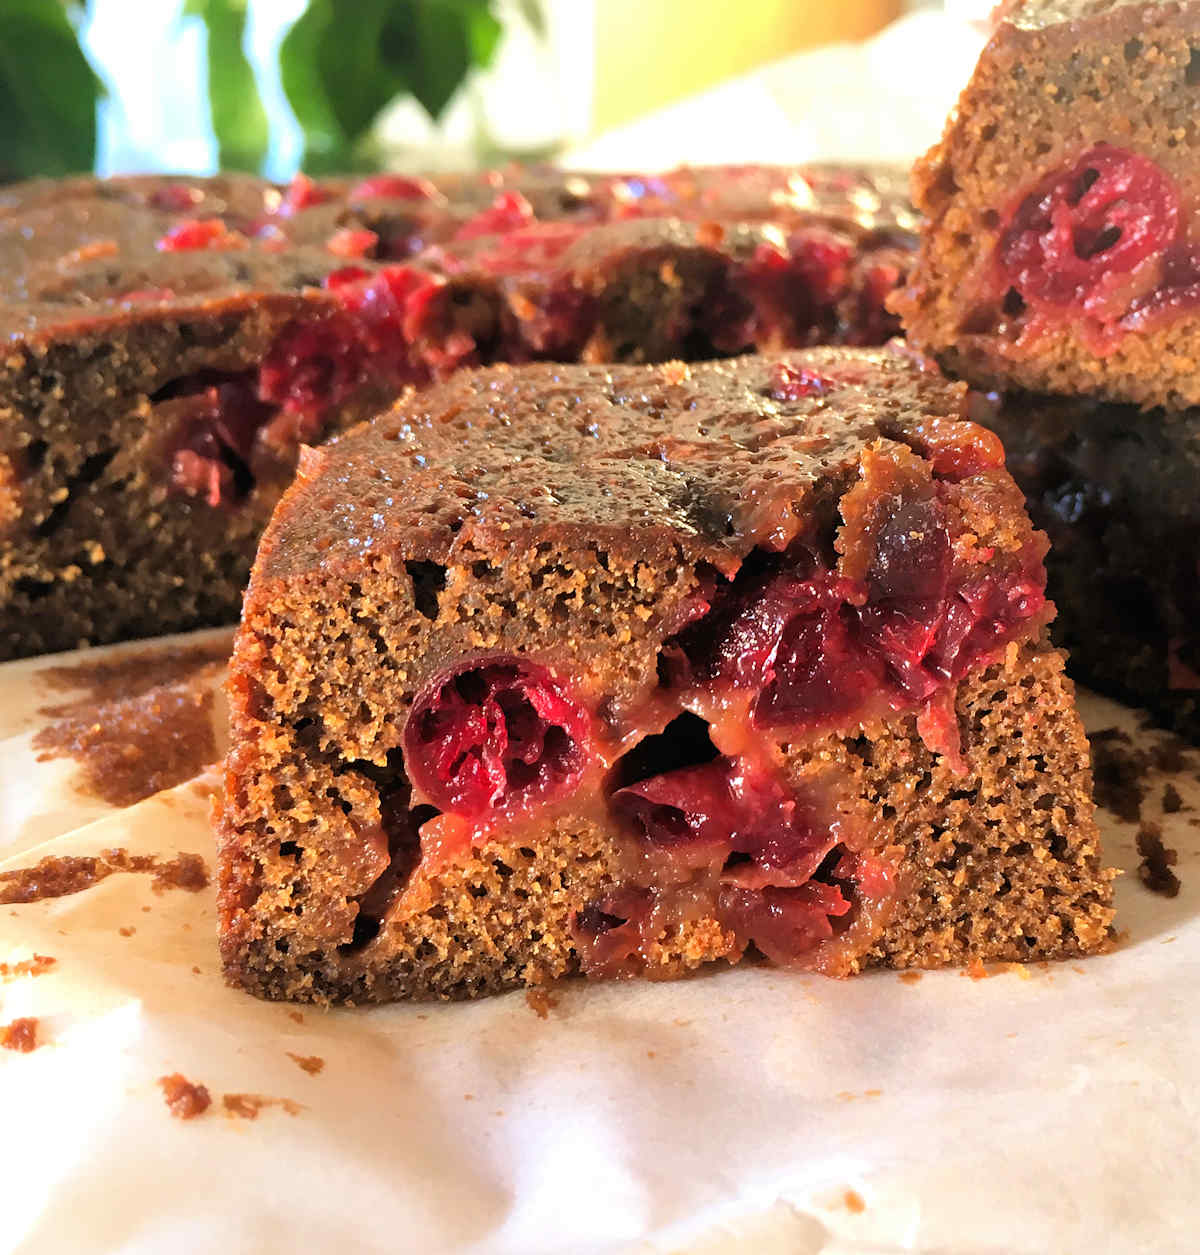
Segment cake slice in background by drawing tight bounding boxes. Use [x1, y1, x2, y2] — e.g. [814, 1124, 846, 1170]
[217, 348, 1112, 1004]
[978, 389, 1200, 739]
[0, 165, 914, 661]
[893, 0, 1200, 412]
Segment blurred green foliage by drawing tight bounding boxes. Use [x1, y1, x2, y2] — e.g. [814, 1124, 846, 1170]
[0, 0, 540, 180]
[0, 0, 101, 180]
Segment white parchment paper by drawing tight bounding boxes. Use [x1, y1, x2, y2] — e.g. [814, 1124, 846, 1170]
[0, 671, 1196, 1255]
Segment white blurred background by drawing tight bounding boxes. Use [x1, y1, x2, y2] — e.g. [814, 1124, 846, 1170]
[79, 0, 993, 177]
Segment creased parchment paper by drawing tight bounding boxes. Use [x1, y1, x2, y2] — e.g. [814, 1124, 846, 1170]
[0, 671, 1196, 1255]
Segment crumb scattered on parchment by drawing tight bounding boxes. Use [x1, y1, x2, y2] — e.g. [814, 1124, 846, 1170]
[1162, 783, 1185, 814]
[899, 971, 922, 985]
[0, 954, 55, 981]
[287, 1053, 324, 1075]
[119, 926, 135, 937]
[223, 1093, 303, 1120]
[964, 960, 1031, 980]
[0, 850, 208, 905]
[158, 1073, 211, 1119]
[1, 1017, 40, 1053]
[32, 639, 230, 808]
[1137, 823, 1181, 898]
[1089, 728, 1146, 824]
[525, 987, 558, 1019]
[288, 1011, 304, 1025]
[843, 1190, 866, 1214]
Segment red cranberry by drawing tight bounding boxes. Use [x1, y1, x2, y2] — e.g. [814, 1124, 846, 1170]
[148, 184, 203, 212]
[279, 174, 329, 214]
[257, 312, 365, 426]
[1122, 243, 1200, 329]
[454, 191, 537, 242]
[717, 882, 850, 966]
[348, 175, 438, 202]
[768, 361, 829, 401]
[326, 228, 379, 258]
[997, 146, 1180, 313]
[155, 218, 243, 252]
[405, 658, 591, 818]
[903, 418, 1006, 481]
[571, 889, 653, 973]
[613, 758, 837, 886]
[165, 377, 273, 506]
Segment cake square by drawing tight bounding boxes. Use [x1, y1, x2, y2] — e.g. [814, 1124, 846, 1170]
[894, 0, 1200, 411]
[217, 348, 1113, 1003]
[978, 388, 1200, 738]
[0, 164, 913, 659]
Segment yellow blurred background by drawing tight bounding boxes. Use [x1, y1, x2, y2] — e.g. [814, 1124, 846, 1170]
[590, 0, 902, 133]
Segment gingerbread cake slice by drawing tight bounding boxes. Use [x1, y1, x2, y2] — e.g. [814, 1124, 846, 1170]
[217, 348, 1113, 1004]
[0, 164, 913, 660]
[978, 389, 1200, 738]
[893, 0, 1200, 411]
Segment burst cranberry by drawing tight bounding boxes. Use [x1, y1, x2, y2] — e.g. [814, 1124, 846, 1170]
[768, 361, 829, 400]
[279, 173, 329, 214]
[348, 174, 438, 202]
[902, 417, 1006, 481]
[405, 658, 591, 818]
[165, 378, 273, 506]
[718, 882, 850, 966]
[155, 218, 244, 252]
[997, 146, 1179, 313]
[1122, 243, 1200, 329]
[326, 228, 379, 258]
[614, 758, 837, 885]
[454, 191, 537, 242]
[257, 312, 365, 426]
[571, 889, 653, 973]
[149, 184, 203, 212]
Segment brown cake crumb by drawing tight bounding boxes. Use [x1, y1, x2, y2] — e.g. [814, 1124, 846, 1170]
[525, 987, 559, 1019]
[223, 1093, 303, 1119]
[843, 1190, 866, 1214]
[286, 1052, 324, 1075]
[118, 926, 135, 937]
[0, 849, 209, 905]
[1162, 784, 1185, 815]
[1136, 823, 1181, 899]
[36, 638, 233, 707]
[33, 683, 219, 809]
[0, 1017, 39, 1052]
[0, 954, 55, 980]
[158, 1072, 211, 1118]
[899, 971, 922, 985]
[1089, 729, 1146, 824]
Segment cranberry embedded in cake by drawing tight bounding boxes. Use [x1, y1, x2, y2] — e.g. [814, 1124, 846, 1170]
[217, 349, 1112, 1003]
[894, 0, 1200, 410]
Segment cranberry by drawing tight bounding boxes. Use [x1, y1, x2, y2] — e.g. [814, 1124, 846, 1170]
[257, 312, 365, 426]
[454, 191, 536, 242]
[326, 228, 379, 259]
[148, 184, 203, 212]
[1122, 243, 1200, 329]
[614, 758, 837, 885]
[717, 882, 850, 966]
[902, 418, 1006, 481]
[997, 146, 1179, 313]
[279, 174, 329, 214]
[165, 377, 273, 506]
[155, 218, 243, 252]
[405, 658, 590, 817]
[348, 175, 438, 202]
[768, 361, 829, 401]
[738, 233, 852, 344]
[571, 889, 653, 973]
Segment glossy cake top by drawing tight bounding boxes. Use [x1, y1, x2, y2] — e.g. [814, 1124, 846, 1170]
[249, 346, 1008, 586]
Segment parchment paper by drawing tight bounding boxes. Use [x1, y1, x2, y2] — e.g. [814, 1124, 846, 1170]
[0, 651, 1196, 1254]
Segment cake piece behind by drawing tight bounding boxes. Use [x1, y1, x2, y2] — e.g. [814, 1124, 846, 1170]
[217, 350, 1112, 1003]
[0, 165, 913, 659]
[894, 0, 1200, 411]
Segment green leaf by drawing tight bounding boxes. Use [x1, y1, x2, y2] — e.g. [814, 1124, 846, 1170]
[513, 0, 544, 37]
[280, 0, 511, 171]
[186, 0, 270, 172]
[0, 0, 101, 180]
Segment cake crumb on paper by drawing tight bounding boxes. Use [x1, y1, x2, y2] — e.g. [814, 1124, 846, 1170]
[286, 1052, 325, 1075]
[1, 1017, 40, 1053]
[158, 1072, 211, 1119]
[1137, 823, 1181, 898]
